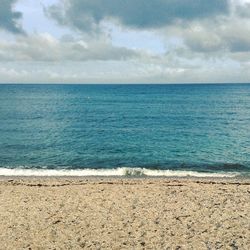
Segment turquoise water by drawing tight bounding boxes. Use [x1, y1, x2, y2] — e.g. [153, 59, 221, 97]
[0, 84, 250, 177]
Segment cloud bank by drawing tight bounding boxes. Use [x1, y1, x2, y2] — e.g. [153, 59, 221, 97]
[46, 0, 229, 32]
[0, 33, 138, 61]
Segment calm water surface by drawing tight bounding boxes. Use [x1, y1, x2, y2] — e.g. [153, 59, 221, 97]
[0, 84, 250, 176]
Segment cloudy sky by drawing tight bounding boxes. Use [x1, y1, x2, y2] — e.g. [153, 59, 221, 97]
[0, 0, 250, 83]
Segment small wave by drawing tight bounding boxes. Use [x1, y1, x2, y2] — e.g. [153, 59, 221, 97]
[0, 167, 238, 178]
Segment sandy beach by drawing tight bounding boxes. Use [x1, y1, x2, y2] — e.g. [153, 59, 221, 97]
[0, 177, 249, 249]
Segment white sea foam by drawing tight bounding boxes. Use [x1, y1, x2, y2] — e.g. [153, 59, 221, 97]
[0, 167, 238, 178]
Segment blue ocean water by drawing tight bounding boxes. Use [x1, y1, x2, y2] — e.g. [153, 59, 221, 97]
[0, 84, 250, 177]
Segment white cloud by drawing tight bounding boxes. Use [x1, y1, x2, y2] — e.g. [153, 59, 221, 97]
[0, 33, 139, 62]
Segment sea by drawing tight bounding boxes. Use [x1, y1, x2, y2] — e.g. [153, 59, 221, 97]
[0, 84, 250, 178]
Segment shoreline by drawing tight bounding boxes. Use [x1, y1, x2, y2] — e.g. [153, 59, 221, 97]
[1, 174, 250, 182]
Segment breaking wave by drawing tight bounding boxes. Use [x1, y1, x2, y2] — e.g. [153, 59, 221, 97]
[0, 167, 239, 178]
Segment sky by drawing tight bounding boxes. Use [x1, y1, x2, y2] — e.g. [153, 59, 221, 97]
[0, 0, 250, 83]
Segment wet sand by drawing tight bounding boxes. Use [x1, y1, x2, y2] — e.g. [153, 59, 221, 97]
[0, 177, 249, 249]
